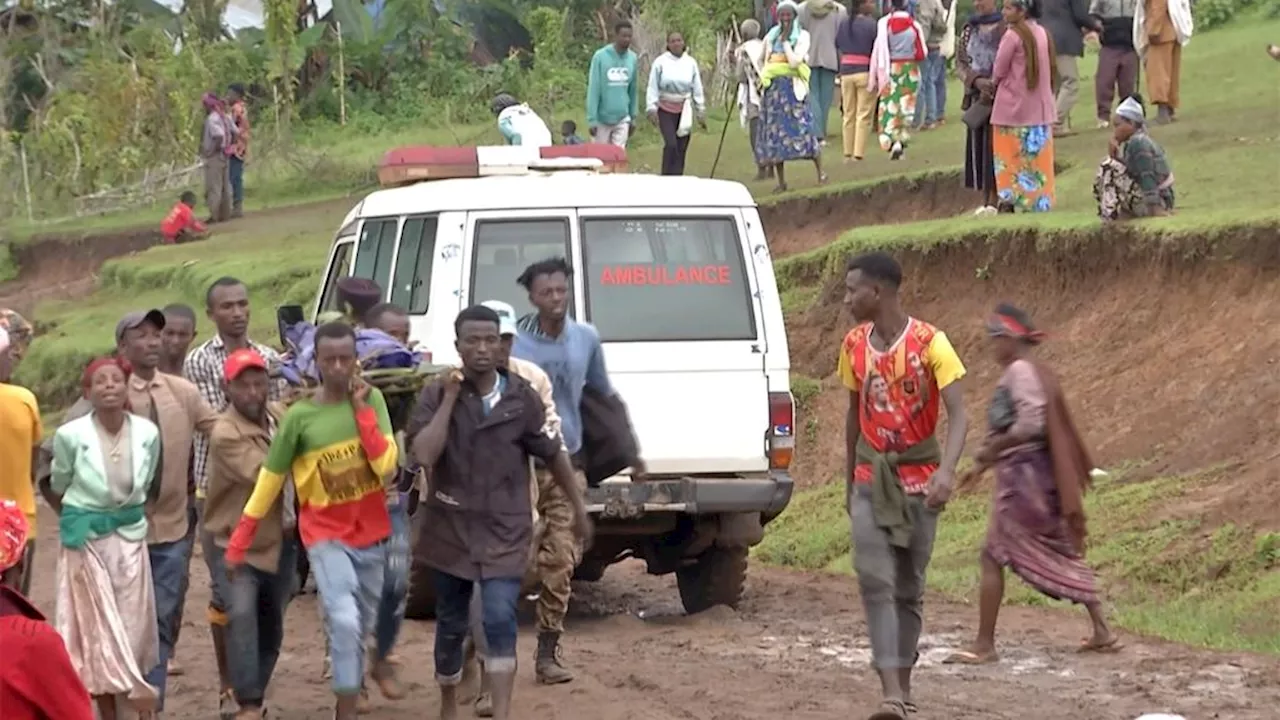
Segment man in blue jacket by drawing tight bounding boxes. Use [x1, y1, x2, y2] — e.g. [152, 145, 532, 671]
[511, 257, 643, 685]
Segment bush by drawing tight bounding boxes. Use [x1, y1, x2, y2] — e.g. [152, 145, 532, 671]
[1194, 0, 1280, 30]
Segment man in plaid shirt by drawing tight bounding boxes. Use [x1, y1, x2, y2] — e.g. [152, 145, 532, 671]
[184, 276, 285, 719]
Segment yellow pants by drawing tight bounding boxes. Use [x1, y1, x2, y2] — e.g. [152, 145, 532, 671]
[1144, 41, 1182, 109]
[840, 72, 875, 160]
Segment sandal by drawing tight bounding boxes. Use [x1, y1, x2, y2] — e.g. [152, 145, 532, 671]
[903, 701, 919, 714]
[1077, 635, 1124, 654]
[868, 698, 910, 720]
[942, 649, 1000, 665]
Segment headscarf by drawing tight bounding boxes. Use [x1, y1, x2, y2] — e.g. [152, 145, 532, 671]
[1115, 96, 1145, 125]
[82, 356, 131, 400]
[202, 91, 222, 113]
[740, 18, 761, 40]
[987, 304, 1047, 344]
[765, 1, 802, 49]
[0, 500, 29, 574]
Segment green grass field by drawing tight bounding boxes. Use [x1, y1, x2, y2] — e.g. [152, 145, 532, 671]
[6, 14, 1280, 653]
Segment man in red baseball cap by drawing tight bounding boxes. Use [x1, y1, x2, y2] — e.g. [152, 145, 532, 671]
[202, 348, 295, 720]
[0, 499, 95, 720]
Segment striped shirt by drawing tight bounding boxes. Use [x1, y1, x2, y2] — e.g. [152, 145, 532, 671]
[184, 334, 284, 497]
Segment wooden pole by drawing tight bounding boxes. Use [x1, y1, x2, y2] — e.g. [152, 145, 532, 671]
[19, 140, 33, 223]
[336, 22, 347, 127]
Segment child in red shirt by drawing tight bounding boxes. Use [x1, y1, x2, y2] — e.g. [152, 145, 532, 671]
[161, 191, 209, 244]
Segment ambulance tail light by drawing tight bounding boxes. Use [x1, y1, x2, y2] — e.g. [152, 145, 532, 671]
[377, 144, 628, 188]
[768, 391, 795, 471]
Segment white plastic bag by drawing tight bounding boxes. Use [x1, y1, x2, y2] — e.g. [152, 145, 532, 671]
[677, 98, 694, 137]
[940, 2, 958, 59]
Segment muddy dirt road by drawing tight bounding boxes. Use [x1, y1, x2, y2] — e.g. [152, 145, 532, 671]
[24, 524, 1280, 720]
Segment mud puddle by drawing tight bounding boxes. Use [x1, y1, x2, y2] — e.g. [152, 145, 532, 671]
[24, 500, 1279, 720]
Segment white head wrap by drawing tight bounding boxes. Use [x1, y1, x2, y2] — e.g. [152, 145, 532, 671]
[777, 0, 800, 15]
[1115, 97, 1145, 124]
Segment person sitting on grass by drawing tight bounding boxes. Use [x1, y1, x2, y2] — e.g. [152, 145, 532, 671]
[1092, 95, 1175, 221]
[161, 191, 209, 245]
[560, 120, 585, 145]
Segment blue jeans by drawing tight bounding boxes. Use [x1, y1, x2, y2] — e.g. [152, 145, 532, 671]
[229, 155, 245, 208]
[374, 496, 410, 660]
[432, 571, 522, 683]
[809, 67, 838, 140]
[916, 50, 947, 126]
[144, 535, 195, 710]
[310, 540, 386, 694]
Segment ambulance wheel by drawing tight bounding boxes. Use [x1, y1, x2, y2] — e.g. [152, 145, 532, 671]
[675, 545, 748, 615]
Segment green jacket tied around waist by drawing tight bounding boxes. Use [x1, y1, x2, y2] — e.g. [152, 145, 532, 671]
[59, 504, 146, 549]
[855, 435, 942, 549]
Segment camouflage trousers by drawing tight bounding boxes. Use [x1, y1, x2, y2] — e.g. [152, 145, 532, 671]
[533, 468, 586, 633]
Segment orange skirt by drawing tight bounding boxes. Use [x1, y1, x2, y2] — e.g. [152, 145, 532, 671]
[992, 124, 1056, 212]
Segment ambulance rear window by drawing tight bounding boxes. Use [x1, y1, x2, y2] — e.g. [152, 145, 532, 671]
[581, 217, 757, 342]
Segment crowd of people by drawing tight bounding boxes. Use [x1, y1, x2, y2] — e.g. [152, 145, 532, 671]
[1, 252, 1137, 720]
[0, 256, 641, 720]
[177, 1, 1186, 222]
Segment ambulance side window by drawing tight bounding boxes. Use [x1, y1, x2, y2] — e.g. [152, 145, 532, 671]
[352, 218, 398, 292]
[392, 215, 439, 314]
[469, 218, 572, 319]
[318, 241, 355, 313]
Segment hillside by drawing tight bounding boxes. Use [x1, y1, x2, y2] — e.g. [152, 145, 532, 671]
[1, 12, 1277, 658]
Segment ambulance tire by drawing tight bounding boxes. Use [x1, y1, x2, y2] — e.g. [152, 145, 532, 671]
[675, 545, 748, 615]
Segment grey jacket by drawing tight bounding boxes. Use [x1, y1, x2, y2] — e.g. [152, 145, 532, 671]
[916, 0, 950, 49]
[1040, 0, 1098, 57]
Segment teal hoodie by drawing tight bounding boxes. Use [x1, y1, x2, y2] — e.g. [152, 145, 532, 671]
[586, 44, 638, 128]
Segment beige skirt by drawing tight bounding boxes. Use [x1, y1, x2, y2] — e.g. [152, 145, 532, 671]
[55, 533, 160, 700]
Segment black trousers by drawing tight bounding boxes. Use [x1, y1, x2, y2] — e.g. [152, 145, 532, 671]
[658, 108, 691, 176]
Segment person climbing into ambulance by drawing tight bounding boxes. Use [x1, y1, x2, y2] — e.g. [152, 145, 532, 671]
[492, 93, 553, 147]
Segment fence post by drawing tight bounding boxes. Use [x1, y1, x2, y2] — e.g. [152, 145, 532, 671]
[336, 21, 347, 127]
[18, 140, 33, 223]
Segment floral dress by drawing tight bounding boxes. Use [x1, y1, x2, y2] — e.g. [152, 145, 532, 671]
[993, 124, 1055, 212]
[755, 37, 822, 165]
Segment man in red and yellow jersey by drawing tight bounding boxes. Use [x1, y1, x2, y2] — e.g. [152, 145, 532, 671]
[838, 251, 968, 720]
[224, 322, 398, 720]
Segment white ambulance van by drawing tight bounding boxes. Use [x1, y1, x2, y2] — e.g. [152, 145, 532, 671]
[314, 146, 795, 615]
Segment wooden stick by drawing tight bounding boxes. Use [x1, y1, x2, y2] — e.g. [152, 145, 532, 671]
[19, 140, 33, 223]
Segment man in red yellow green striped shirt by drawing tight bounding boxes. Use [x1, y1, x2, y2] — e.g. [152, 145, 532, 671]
[224, 322, 398, 720]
